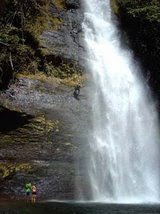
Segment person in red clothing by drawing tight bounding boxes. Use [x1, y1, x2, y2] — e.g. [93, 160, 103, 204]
[31, 184, 37, 203]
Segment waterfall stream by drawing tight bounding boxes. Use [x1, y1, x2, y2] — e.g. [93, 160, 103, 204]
[82, 0, 160, 203]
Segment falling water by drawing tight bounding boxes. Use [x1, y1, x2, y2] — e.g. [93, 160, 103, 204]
[82, 0, 160, 203]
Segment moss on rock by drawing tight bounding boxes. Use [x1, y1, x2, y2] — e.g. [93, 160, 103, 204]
[111, 0, 119, 15]
[51, 0, 66, 10]
[29, 115, 60, 133]
[50, 17, 63, 30]
[0, 163, 32, 180]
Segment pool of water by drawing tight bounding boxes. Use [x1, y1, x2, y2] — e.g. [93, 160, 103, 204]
[0, 202, 160, 214]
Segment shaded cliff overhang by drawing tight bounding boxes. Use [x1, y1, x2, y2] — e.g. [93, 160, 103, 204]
[111, 0, 160, 98]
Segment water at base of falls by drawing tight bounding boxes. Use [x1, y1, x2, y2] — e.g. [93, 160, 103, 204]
[82, 0, 160, 203]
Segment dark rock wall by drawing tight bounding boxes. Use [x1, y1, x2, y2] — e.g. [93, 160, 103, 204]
[41, 0, 85, 68]
[111, 0, 160, 100]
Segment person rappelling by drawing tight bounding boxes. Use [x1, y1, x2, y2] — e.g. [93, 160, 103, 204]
[73, 85, 81, 99]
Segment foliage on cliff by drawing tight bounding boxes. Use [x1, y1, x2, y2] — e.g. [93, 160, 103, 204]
[0, 0, 77, 89]
[113, 0, 160, 96]
[0, 1, 43, 88]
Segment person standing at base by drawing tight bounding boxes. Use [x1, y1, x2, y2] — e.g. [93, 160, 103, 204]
[25, 183, 32, 202]
[31, 184, 37, 203]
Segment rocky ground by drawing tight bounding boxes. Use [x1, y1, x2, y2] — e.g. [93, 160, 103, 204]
[0, 76, 91, 201]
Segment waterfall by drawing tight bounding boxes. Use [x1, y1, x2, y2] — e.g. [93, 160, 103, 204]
[82, 0, 160, 203]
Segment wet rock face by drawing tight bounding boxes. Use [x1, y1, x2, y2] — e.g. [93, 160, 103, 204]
[0, 0, 88, 201]
[41, 0, 85, 68]
[0, 77, 90, 200]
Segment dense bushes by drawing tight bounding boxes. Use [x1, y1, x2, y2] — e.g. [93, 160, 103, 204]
[0, 0, 50, 88]
[0, 0, 81, 89]
[0, 0, 67, 89]
[113, 0, 160, 97]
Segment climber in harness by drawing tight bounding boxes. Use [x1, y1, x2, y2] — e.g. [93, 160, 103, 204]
[73, 85, 81, 99]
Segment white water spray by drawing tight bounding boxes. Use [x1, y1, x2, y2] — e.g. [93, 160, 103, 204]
[82, 0, 160, 203]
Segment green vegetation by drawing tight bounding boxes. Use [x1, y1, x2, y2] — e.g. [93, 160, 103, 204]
[112, 0, 160, 95]
[111, 0, 119, 15]
[0, 0, 49, 88]
[0, 163, 32, 179]
[0, 0, 80, 90]
[52, 0, 65, 10]
[116, 0, 160, 22]
[44, 62, 83, 79]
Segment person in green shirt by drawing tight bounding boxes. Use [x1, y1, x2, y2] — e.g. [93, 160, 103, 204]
[25, 183, 32, 201]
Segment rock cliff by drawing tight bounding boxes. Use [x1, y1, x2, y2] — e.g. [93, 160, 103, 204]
[41, 0, 85, 67]
[0, 0, 88, 200]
